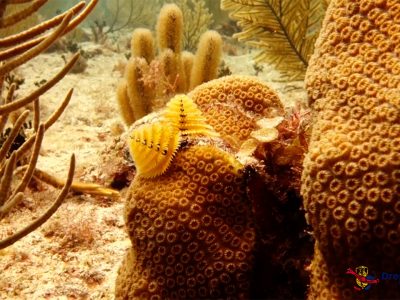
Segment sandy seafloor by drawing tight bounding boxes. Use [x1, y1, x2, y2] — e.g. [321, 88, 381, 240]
[0, 31, 307, 299]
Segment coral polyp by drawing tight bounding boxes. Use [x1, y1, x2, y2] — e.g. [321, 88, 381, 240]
[117, 138, 256, 299]
[189, 75, 285, 150]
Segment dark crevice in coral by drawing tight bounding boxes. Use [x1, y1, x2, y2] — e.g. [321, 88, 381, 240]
[248, 170, 313, 299]
[110, 171, 132, 190]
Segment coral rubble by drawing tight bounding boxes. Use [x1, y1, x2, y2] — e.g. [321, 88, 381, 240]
[302, 0, 400, 298]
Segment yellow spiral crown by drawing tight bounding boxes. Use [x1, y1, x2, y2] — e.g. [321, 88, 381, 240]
[163, 94, 219, 137]
[128, 122, 180, 178]
[128, 94, 219, 178]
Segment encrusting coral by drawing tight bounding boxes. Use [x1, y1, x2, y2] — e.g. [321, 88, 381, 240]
[301, 0, 400, 298]
[116, 143, 257, 299]
[116, 3, 222, 125]
[116, 75, 313, 298]
[190, 77, 312, 298]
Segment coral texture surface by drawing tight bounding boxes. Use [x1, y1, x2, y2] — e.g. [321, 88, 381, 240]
[116, 75, 314, 299]
[115, 76, 284, 298]
[302, 0, 400, 298]
[189, 75, 284, 150]
[115, 143, 256, 299]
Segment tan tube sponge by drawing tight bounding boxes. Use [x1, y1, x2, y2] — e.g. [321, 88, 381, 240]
[156, 3, 183, 53]
[124, 57, 153, 120]
[116, 79, 135, 125]
[117, 3, 220, 125]
[190, 30, 222, 90]
[130, 28, 155, 64]
[181, 51, 194, 91]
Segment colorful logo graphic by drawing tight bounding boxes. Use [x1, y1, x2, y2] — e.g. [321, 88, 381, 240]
[346, 266, 380, 291]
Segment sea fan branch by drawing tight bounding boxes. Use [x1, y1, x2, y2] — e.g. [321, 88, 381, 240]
[221, 0, 326, 79]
